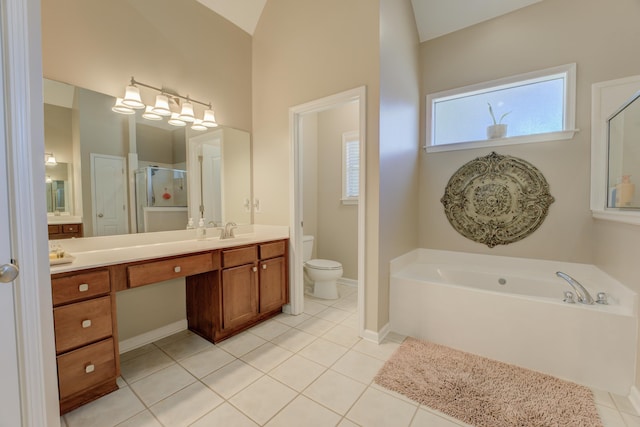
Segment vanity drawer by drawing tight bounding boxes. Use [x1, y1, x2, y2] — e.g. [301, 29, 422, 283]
[222, 245, 257, 268]
[57, 338, 117, 400]
[259, 240, 286, 260]
[62, 224, 81, 233]
[127, 252, 215, 288]
[54, 296, 113, 354]
[52, 270, 111, 306]
[48, 225, 61, 234]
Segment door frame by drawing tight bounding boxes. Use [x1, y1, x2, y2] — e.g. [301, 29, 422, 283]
[288, 86, 366, 337]
[2, 0, 60, 424]
[90, 153, 129, 236]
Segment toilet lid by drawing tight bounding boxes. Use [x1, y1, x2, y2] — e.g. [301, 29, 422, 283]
[305, 259, 342, 270]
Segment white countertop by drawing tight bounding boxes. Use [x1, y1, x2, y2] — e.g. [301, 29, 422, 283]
[50, 224, 289, 274]
[48, 215, 82, 225]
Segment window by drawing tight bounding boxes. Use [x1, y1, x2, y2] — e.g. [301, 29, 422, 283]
[342, 131, 359, 204]
[426, 63, 577, 152]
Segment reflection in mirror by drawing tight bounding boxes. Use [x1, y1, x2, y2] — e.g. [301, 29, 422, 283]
[607, 90, 640, 209]
[45, 162, 72, 213]
[43, 78, 252, 238]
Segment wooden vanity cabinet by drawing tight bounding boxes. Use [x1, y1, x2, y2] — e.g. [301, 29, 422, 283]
[48, 223, 83, 239]
[51, 268, 119, 414]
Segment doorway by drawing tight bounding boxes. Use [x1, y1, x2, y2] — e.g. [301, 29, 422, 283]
[289, 86, 366, 337]
[91, 154, 129, 236]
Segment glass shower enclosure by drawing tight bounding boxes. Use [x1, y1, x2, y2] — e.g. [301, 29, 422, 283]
[134, 167, 188, 232]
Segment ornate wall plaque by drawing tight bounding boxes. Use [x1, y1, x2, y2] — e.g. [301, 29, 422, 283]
[441, 152, 554, 248]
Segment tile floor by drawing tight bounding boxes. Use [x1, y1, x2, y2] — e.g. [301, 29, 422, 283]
[61, 284, 639, 427]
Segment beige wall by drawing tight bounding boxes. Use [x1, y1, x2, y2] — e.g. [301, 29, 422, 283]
[252, 0, 381, 330]
[316, 103, 359, 280]
[419, 0, 640, 388]
[43, 104, 72, 163]
[377, 0, 421, 328]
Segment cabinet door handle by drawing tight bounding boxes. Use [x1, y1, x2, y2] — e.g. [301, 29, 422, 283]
[262, 264, 267, 270]
[174, 266, 181, 273]
[252, 266, 257, 272]
[81, 319, 92, 328]
[85, 364, 95, 374]
[78, 283, 89, 292]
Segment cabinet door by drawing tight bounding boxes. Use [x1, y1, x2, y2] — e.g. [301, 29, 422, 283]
[259, 257, 287, 313]
[221, 264, 258, 330]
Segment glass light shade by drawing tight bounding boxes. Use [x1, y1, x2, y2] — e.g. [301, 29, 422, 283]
[121, 85, 145, 109]
[151, 94, 172, 116]
[142, 105, 162, 121]
[45, 153, 57, 166]
[177, 101, 195, 122]
[168, 113, 186, 127]
[45, 176, 52, 184]
[191, 119, 207, 131]
[112, 98, 136, 115]
[202, 109, 219, 128]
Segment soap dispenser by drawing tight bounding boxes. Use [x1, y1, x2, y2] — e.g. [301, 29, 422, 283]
[196, 218, 206, 240]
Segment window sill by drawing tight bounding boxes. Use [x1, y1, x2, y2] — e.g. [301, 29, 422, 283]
[341, 199, 358, 205]
[424, 129, 579, 153]
[592, 209, 640, 226]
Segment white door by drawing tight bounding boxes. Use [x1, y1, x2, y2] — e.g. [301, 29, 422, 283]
[202, 143, 223, 225]
[92, 154, 128, 236]
[0, 106, 22, 426]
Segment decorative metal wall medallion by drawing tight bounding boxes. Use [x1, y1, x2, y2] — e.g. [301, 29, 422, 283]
[440, 152, 554, 248]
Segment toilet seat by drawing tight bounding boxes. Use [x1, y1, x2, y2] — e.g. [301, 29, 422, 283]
[305, 259, 342, 271]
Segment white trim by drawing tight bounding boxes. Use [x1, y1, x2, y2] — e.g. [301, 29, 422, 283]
[3, 0, 60, 424]
[590, 76, 640, 225]
[629, 386, 640, 415]
[337, 277, 358, 287]
[289, 86, 367, 338]
[362, 323, 390, 344]
[426, 63, 576, 151]
[119, 320, 188, 354]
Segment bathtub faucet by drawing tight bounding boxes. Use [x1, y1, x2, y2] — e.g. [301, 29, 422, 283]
[556, 271, 594, 305]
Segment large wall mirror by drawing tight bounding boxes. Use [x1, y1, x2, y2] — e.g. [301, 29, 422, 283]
[43, 78, 252, 238]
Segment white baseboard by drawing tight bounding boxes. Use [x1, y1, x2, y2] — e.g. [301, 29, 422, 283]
[119, 320, 188, 354]
[630, 386, 640, 415]
[337, 278, 357, 287]
[362, 322, 391, 344]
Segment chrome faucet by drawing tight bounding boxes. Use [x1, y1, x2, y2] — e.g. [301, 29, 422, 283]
[556, 271, 594, 304]
[219, 222, 237, 239]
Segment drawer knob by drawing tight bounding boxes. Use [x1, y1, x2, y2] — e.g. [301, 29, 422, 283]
[174, 266, 181, 273]
[78, 283, 89, 292]
[262, 264, 267, 270]
[252, 266, 257, 272]
[85, 364, 95, 374]
[81, 319, 92, 328]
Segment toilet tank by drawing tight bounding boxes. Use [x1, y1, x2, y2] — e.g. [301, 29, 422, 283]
[303, 235, 314, 262]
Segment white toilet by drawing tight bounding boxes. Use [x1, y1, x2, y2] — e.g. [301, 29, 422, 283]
[303, 235, 343, 300]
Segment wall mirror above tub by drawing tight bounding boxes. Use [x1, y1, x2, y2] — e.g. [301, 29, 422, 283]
[43, 78, 253, 238]
[591, 76, 640, 224]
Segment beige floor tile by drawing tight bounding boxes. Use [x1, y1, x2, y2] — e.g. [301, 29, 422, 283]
[60, 416, 67, 427]
[347, 387, 417, 427]
[273, 312, 311, 327]
[271, 327, 318, 352]
[337, 419, 360, 427]
[120, 343, 157, 363]
[265, 395, 342, 427]
[129, 364, 196, 406]
[296, 317, 337, 336]
[411, 408, 466, 427]
[229, 376, 297, 425]
[315, 307, 352, 323]
[241, 342, 294, 372]
[115, 410, 162, 427]
[178, 346, 236, 378]
[592, 389, 616, 408]
[612, 393, 638, 415]
[385, 331, 408, 344]
[298, 338, 349, 367]
[217, 331, 267, 357]
[322, 324, 361, 348]
[303, 369, 367, 415]
[201, 359, 263, 399]
[248, 318, 292, 341]
[304, 299, 330, 315]
[190, 402, 259, 427]
[119, 347, 175, 383]
[149, 382, 223, 427]
[352, 339, 400, 361]
[597, 404, 627, 427]
[64, 387, 145, 427]
[622, 412, 640, 427]
[155, 333, 214, 361]
[337, 283, 357, 297]
[269, 354, 326, 391]
[340, 313, 359, 329]
[332, 350, 385, 384]
[152, 329, 195, 347]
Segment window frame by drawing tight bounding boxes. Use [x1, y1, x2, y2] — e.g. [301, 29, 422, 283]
[341, 131, 359, 205]
[425, 63, 578, 153]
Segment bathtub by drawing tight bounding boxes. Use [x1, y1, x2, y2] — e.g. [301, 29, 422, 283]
[389, 249, 638, 394]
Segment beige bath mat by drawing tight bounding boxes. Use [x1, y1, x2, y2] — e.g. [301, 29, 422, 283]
[374, 337, 603, 427]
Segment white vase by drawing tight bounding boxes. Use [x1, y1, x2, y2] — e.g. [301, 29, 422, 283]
[487, 124, 507, 139]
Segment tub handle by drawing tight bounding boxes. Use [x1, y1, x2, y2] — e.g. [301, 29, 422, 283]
[563, 291, 576, 304]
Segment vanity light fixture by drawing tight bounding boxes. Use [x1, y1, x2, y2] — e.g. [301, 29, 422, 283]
[45, 175, 52, 184]
[113, 77, 216, 131]
[45, 152, 57, 166]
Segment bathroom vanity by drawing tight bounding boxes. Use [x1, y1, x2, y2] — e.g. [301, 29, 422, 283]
[49, 227, 289, 414]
